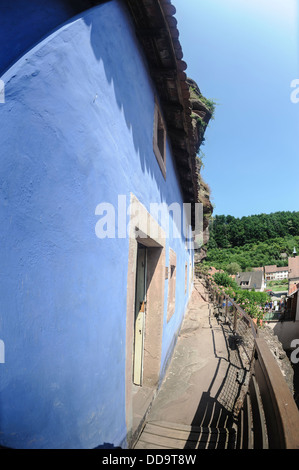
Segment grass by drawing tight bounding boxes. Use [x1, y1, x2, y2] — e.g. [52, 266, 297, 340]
[269, 285, 288, 292]
[267, 279, 288, 292]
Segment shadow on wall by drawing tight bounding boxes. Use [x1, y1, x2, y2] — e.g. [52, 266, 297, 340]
[0, 0, 192, 450]
[0, 0, 190, 242]
[83, 1, 189, 242]
[0, 0, 99, 74]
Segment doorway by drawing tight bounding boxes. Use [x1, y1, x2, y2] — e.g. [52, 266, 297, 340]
[125, 194, 166, 442]
[133, 243, 147, 386]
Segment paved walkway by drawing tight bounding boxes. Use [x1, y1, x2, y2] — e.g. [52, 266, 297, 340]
[134, 279, 250, 449]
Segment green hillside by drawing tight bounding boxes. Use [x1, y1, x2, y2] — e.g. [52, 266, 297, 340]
[202, 211, 299, 272]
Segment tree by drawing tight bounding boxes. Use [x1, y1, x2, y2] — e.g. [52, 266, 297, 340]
[213, 272, 238, 289]
[225, 262, 241, 275]
[208, 211, 299, 249]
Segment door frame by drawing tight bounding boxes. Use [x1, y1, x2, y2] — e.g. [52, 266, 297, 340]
[125, 194, 166, 440]
[133, 243, 147, 386]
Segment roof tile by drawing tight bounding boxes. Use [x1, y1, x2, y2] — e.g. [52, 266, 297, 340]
[288, 256, 299, 279]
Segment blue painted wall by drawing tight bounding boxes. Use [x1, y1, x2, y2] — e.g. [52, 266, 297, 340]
[0, 0, 194, 448]
[0, 0, 88, 74]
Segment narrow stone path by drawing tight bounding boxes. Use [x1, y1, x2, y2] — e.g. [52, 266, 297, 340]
[134, 279, 250, 449]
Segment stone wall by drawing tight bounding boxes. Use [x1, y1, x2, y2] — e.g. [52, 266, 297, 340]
[259, 326, 294, 395]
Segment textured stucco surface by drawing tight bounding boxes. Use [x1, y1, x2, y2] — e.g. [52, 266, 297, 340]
[0, 0, 83, 74]
[0, 0, 193, 448]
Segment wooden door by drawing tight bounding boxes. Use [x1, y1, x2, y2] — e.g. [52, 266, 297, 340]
[133, 244, 147, 386]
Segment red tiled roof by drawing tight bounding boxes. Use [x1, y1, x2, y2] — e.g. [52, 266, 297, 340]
[289, 282, 299, 296]
[265, 265, 288, 273]
[288, 256, 299, 279]
[265, 265, 277, 273]
[208, 267, 221, 275]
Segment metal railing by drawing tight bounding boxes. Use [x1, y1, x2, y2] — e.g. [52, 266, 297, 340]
[203, 276, 299, 449]
[263, 310, 281, 322]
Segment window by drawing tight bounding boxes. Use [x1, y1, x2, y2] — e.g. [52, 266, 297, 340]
[153, 100, 166, 178]
[167, 249, 176, 322]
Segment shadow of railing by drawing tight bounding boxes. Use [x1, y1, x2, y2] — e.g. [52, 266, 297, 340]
[183, 301, 251, 449]
[192, 275, 299, 449]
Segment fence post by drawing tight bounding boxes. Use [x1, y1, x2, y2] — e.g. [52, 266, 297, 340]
[233, 306, 238, 333]
[225, 297, 228, 322]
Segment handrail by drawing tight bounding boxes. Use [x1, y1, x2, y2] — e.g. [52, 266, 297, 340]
[254, 336, 299, 449]
[228, 297, 258, 339]
[201, 274, 299, 449]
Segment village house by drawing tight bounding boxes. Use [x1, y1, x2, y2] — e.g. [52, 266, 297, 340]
[235, 271, 265, 292]
[287, 285, 299, 321]
[253, 266, 264, 273]
[265, 265, 289, 281]
[0, 0, 212, 449]
[288, 255, 299, 296]
[262, 252, 299, 356]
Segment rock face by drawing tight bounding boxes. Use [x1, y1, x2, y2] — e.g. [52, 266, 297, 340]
[187, 77, 214, 262]
[259, 326, 294, 395]
[187, 77, 213, 153]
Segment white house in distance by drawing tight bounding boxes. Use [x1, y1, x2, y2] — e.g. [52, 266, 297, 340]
[264, 265, 289, 281]
[267, 253, 299, 352]
[235, 271, 265, 292]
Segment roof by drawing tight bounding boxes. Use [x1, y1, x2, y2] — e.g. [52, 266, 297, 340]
[288, 256, 299, 279]
[289, 283, 299, 297]
[75, 1, 210, 227]
[208, 267, 223, 275]
[124, 0, 210, 225]
[265, 265, 288, 274]
[265, 265, 277, 273]
[235, 271, 264, 290]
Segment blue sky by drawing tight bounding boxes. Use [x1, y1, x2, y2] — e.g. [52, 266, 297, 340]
[174, 0, 299, 218]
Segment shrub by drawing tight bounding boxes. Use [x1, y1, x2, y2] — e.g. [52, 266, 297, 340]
[213, 272, 238, 290]
[212, 272, 268, 323]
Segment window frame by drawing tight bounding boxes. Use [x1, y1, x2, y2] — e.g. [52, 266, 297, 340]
[167, 249, 176, 322]
[153, 99, 166, 179]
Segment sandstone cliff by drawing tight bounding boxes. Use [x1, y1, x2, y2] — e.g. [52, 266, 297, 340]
[187, 77, 214, 261]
